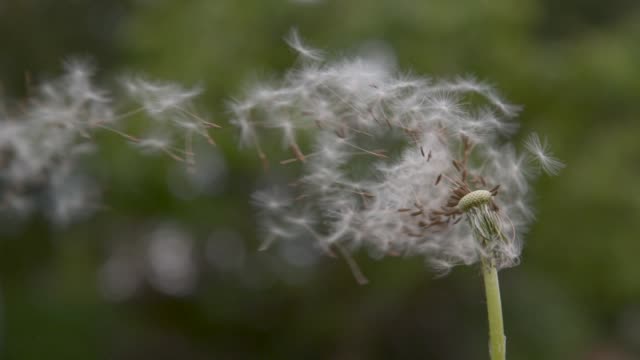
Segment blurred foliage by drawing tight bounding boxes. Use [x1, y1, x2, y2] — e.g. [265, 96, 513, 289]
[1, 0, 640, 359]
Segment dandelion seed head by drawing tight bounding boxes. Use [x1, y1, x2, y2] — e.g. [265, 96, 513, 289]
[458, 190, 493, 211]
[232, 35, 562, 273]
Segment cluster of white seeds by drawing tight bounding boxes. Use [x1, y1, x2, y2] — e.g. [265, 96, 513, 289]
[0, 60, 215, 224]
[232, 33, 563, 273]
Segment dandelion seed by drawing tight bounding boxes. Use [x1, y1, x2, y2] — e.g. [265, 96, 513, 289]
[525, 133, 565, 175]
[285, 28, 324, 62]
[252, 188, 292, 212]
[123, 77, 202, 115]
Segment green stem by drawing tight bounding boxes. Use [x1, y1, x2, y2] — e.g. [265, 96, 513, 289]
[482, 259, 506, 360]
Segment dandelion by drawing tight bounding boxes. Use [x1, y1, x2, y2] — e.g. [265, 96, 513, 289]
[0, 60, 216, 223]
[230, 34, 563, 360]
[285, 28, 325, 62]
[525, 132, 565, 175]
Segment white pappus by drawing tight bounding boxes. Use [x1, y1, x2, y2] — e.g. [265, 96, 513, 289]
[231, 32, 563, 276]
[0, 60, 216, 224]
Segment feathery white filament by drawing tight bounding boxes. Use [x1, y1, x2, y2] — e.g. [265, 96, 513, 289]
[233, 33, 561, 273]
[525, 133, 565, 175]
[0, 60, 213, 223]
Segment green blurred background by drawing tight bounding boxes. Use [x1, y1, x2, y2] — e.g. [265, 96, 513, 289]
[1, 0, 640, 359]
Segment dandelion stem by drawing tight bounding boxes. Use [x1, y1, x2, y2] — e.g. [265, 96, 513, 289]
[482, 259, 506, 360]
